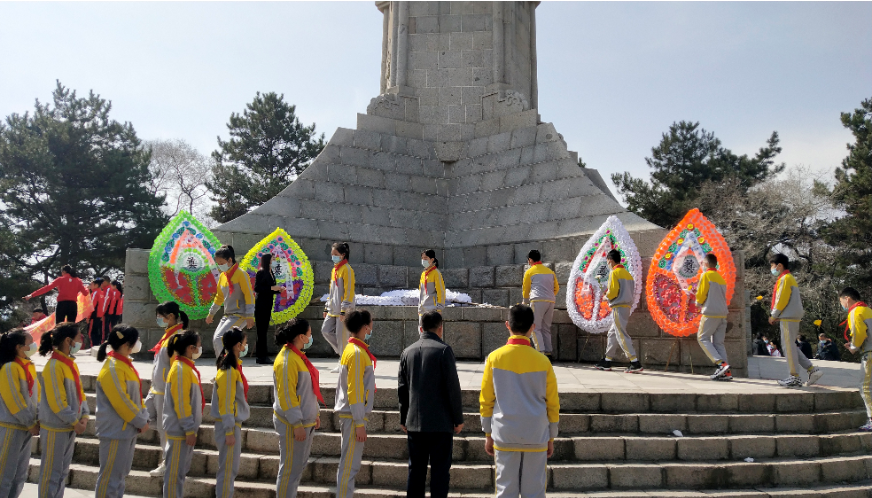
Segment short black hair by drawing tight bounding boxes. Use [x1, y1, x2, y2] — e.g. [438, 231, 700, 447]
[421, 311, 443, 332]
[607, 250, 622, 264]
[769, 253, 789, 269]
[93, 278, 104, 286]
[508, 304, 534, 334]
[705, 253, 718, 267]
[840, 287, 861, 301]
[345, 309, 372, 334]
[32, 307, 44, 314]
[527, 250, 541, 262]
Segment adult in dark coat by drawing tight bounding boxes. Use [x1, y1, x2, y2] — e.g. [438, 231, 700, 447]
[398, 311, 464, 498]
[253, 253, 282, 364]
[796, 335, 814, 359]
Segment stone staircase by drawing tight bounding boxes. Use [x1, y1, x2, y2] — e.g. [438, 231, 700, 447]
[26, 375, 872, 497]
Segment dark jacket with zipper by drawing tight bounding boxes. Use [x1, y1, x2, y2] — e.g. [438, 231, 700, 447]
[398, 331, 464, 433]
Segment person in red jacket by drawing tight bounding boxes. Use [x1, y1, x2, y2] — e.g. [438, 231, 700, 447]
[107, 280, 124, 328]
[98, 277, 118, 345]
[23, 265, 87, 323]
[87, 279, 105, 350]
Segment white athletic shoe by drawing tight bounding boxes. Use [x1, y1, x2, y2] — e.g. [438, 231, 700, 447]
[149, 463, 166, 477]
[859, 421, 872, 432]
[806, 367, 824, 386]
[711, 362, 731, 379]
[777, 375, 803, 388]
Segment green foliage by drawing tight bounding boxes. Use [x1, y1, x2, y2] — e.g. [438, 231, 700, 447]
[207, 92, 325, 223]
[611, 121, 785, 228]
[0, 81, 167, 302]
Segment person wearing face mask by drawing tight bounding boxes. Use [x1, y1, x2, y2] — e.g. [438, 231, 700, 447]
[254, 253, 283, 364]
[213, 327, 251, 498]
[595, 250, 643, 373]
[838, 287, 872, 431]
[322, 242, 356, 373]
[37, 322, 89, 498]
[334, 310, 376, 498]
[162, 330, 204, 498]
[145, 301, 189, 477]
[206, 245, 256, 357]
[94, 325, 149, 498]
[0, 329, 39, 497]
[768, 253, 823, 388]
[273, 318, 323, 497]
[815, 333, 841, 361]
[418, 249, 446, 331]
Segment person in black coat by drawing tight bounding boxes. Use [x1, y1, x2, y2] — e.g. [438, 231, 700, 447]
[254, 253, 282, 364]
[753, 333, 769, 356]
[398, 310, 464, 498]
[796, 335, 814, 359]
[815, 333, 841, 361]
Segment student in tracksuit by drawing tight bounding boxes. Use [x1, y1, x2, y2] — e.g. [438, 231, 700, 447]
[522, 250, 559, 359]
[768, 254, 823, 388]
[418, 249, 445, 331]
[212, 327, 251, 498]
[145, 301, 189, 477]
[596, 250, 643, 373]
[94, 325, 149, 498]
[162, 330, 204, 498]
[273, 318, 323, 498]
[0, 329, 39, 498]
[693, 254, 732, 381]
[322, 242, 356, 372]
[37, 323, 89, 498]
[106, 281, 124, 329]
[839, 287, 872, 431]
[207, 245, 256, 357]
[87, 280, 105, 351]
[24, 264, 87, 324]
[99, 278, 119, 343]
[334, 310, 376, 498]
[480, 304, 559, 498]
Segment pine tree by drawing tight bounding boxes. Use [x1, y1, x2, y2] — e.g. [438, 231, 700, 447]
[207, 92, 325, 223]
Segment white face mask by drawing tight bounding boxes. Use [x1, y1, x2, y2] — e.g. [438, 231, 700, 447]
[421, 259, 429, 268]
[217, 263, 230, 272]
[240, 344, 249, 357]
[192, 346, 202, 360]
[70, 341, 82, 355]
[131, 340, 142, 354]
[24, 342, 37, 358]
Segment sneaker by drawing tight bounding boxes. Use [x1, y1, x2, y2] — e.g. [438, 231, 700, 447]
[625, 361, 644, 374]
[806, 367, 824, 386]
[859, 421, 872, 432]
[777, 375, 803, 388]
[595, 359, 612, 371]
[718, 370, 734, 381]
[713, 362, 731, 379]
[149, 463, 166, 477]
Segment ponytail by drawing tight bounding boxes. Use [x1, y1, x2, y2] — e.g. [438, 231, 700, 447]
[0, 329, 28, 367]
[97, 324, 139, 362]
[167, 330, 200, 359]
[275, 318, 310, 347]
[215, 245, 236, 265]
[332, 242, 350, 261]
[156, 301, 189, 329]
[217, 327, 246, 370]
[39, 322, 79, 356]
[423, 249, 439, 268]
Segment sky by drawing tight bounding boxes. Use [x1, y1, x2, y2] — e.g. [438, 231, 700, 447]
[1, 1, 870, 201]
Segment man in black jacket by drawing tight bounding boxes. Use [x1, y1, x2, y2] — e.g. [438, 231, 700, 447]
[398, 311, 464, 498]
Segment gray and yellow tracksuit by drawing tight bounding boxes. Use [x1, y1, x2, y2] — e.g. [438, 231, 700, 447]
[522, 263, 560, 355]
[162, 357, 203, 498]
[771, 272, 813, 377]
[144, 323, 183, 470]
[38, 351, 89, 498]
[94, 355, 149, 498]
[334, 341, 375, 498]
[605, 265, 637, 362]
[211, 366, 250, 498]
[480, 336, 559, 498]
[418, 265, 445, 328]
[848, 305, 872, 419]
[273, 346, 321, 497]
[322, 263, 356, 355]
[210, 265, 256, 355]
[695, 269, 729, 365]
[0, 358, 38, 498]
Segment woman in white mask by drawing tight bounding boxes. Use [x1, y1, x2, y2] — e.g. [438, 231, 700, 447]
[322, 242, 356, 372]
[94, 325, 149, 498]
[0, 329, 39, 497]
[418, 249, 446, 332]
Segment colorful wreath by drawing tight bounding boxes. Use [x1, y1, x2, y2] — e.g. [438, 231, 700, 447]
[566, 215, 643, 333]
[147, 211, 222, 319]
[647, 209, 736, 337]
[240, 228, 314, 325]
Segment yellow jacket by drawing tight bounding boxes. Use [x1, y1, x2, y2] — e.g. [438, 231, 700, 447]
[212, 367, 250, 435]
[522, 264, 559, 303]
[606, 265, 635, 308]
[163, 358, 203, 437]
[327, 263, 356, 317]
[771, 272, 804, 321]
[334, 341, 375, 427]
[419, 266, 446, 313]
[273, 347, 320, 428]
[39, 351, 89, 431]
[95, 356, 148, 438]
[0, 358, 38, 430]
[209, 264, 256, 319]
[849, 306, 872, 353]
[695, 269, 729, 317]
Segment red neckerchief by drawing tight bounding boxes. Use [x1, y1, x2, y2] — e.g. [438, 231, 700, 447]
[771, 270, 790, 310]
[108, 351, 142, 401]
[173, 356, 205, 412]
[531, 261, 542, 266]
[150, 323, 184, 353]
[348, 337, 377, 369]
[613, 264, 625, 270]
[287, 345, 325, 404]
[507, 336, 533, 347]
[237, 364, 249, 400]
[14, 358, 34, 397]
[51, 351, 84, 407]
[423, 265, 437, 280]
[842, 301, 869, 342]
[332, 260, 348, 287]
[224, 263, 240, 296]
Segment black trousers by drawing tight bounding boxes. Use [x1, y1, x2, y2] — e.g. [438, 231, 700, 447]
[88, 316, 102, 349]
[407, 431, 453, 498]
[55, 300, 77, 323]
[254, 300, 272, 359]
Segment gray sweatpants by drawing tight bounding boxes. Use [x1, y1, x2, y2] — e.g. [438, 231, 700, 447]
[494, 449, 547, 498]
[38, 429, 76, 498]
[0, 426, 31, 498]
[605, 307, 637, 362]
[336, 418, 365, 498]
[145, 392, 168, 468]
[531, 301, 555, 355]
[213, 315, 247, 357]
[274, 416, 315, 498]
[94, 437, 136, 498]
[322, 316, 348, 356]
[780, 320, 812, 377]
[697, 316, 728, 365]
[861, 353, 872, 420]
[163, 437, 194, 498]
[215, 421, 242, 498]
